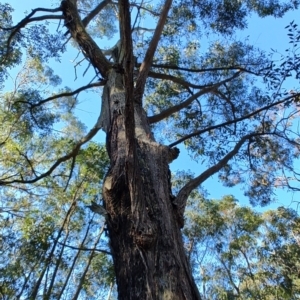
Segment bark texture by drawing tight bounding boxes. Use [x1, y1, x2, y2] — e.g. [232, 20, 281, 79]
[61, 1, 201, 298]
[99, 70, 201, 299]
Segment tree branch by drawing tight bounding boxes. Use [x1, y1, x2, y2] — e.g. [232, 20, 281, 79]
[14, 81, 106, 109]
[61, 0, 111, 77]
[148, 71, 241, 123]
[2, 6, 63, 60]
[57, 241, 111, 255]
[114, 1, 161, 16]
[133, 27, 155, 33]
[168, 93, 298, 148]
[149, 63, 270, 76]
[134, 0, 173, 104]
[148, 70, 220, 89]
[173, 133, 260, 219]
[0, 113, 104, 185]
[57, 214, 95, 299]
[30, 198, 77, 299]
[0, 6, 62, 31]
[148, 90, 209, 124]
[72, 224, 106, 299]
[81, 0, 112, 27]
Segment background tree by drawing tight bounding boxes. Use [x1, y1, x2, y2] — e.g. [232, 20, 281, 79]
[0, 0, 300, 299]
[184, 194, 300, 299]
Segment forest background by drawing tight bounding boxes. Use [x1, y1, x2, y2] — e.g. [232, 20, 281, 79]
[1, 0, 300, 299]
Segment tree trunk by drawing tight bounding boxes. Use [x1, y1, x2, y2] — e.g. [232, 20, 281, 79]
[100, 69, 201, 300]
[61, 1, 201, 297]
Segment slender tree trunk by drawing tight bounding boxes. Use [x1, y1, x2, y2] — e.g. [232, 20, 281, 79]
[100, 70, 201, 300]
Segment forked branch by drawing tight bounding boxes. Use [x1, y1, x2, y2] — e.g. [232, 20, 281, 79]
[2, 6, 63, 60]
[148, 71, 241, 123]
[61, 0, 111, 77]
[0, 6, 62, 31]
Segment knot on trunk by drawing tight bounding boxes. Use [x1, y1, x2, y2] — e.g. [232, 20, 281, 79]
[168, 147, 180, 163]
[133, 222, 156, 249]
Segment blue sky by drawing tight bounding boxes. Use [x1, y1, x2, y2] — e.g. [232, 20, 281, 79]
[6, 0, 300, 210]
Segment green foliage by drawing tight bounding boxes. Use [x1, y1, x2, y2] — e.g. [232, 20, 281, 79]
[184, 195, 300, 299]
[0, 3, 22, 87]
[0, 140, 112, 299]
[79, 0, 117, 39]
[0, 0, 300, 298]
[0, 45, 111, 298]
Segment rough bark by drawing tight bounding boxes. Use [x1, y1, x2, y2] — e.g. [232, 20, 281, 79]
[62, 0, 201, 298]
[99, 69, 200, 299]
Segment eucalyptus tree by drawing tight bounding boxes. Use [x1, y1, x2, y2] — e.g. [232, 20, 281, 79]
[184, 195, 300, 299]
[1, 0, 300, 299]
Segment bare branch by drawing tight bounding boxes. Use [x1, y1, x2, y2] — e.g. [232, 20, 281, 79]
[128, 2, 161, 16]
[169, 93, 298, 148]
[148, 72, 241, 123]
[148, 71, 223, 89]
[133, 27, 155, 33]
[16, 149, 38, 178]
[64, 156, 76, 192]
[72, 224, 106, 299]
[149, 90, 209, 124]
[30, 198, 77, 299]
[134, 0, 173, 104]
[101, 40, 121, 56]
[149, 63, 270, 76]
[57, 215, 95, 299]
[0, 6, 62, 31]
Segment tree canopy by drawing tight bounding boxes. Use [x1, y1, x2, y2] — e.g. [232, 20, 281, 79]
[184, 195, 300, 299]
[0, 0, 300, 299]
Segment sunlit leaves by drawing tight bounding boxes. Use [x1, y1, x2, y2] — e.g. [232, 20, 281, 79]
[193, 0, 299, 34]
[0, 140, 111, 298]
[184, 195, 300, 299]
[0, 56, 84, 184]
